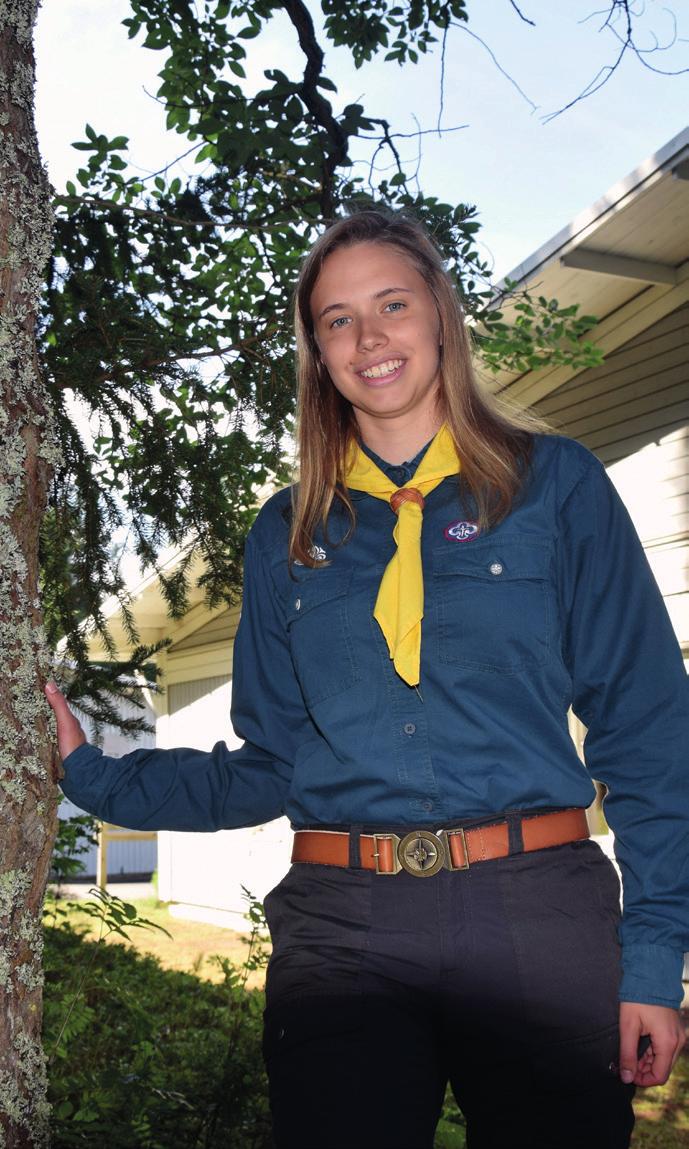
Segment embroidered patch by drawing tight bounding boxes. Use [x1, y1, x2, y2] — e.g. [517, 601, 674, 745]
[294, 544, 327, 565]
[444, 520, 480, 542]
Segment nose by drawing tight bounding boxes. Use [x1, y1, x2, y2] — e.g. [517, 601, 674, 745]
[356, 313, 387, 353]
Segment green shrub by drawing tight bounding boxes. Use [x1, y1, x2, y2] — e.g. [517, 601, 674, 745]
[43, 921, 273, 1148]
[50, 805, 99, 890]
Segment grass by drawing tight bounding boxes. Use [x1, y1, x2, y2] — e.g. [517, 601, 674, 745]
[45, 891, 267, 987]
[45, 893, 689, 1147]
[632, 1034, 689, 1148]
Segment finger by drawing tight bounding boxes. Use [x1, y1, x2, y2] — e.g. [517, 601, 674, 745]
[45, 680, 71, 714]
[619, 1016, 642, 1084]
[634, 1038, 677, 1087]
[45, 681, 80, 726]
[44, 681, 86, 757]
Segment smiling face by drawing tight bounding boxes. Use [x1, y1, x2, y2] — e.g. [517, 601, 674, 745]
[309, 241, 443, 448]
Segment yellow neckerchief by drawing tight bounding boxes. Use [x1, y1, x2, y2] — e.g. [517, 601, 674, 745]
[345, 424, 461, 686]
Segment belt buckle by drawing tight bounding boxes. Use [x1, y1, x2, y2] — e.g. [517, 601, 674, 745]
[437, 827, 470, 871]
[372, 833, 402, 875]
[398, 830, 445, 877]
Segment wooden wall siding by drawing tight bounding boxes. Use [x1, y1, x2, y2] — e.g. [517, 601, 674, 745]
[646, 542, 689, 598]
[606, 425, 689, 648]
[169, 607, 238, 653]
[167, 673, 230, 716]
[535, 303, 689, 466]
[604, 425, 688, 543]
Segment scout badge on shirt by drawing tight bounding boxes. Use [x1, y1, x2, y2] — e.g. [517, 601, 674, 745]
[444, 520, 480, 542]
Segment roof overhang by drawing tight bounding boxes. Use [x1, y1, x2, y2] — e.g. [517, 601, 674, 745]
[487, 127, 689, 406]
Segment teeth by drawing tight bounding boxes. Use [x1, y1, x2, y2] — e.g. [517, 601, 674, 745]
[360, 359, 403, 379]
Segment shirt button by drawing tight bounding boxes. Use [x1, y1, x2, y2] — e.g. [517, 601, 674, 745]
[295, 598, 301, 610]
[403, 722, 416, 736]
[421, 800, 434, 812]
[489, 562, 503, 576]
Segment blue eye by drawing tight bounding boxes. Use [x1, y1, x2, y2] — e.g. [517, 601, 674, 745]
[330, 315, 350, 329]
[385, 301, 405, 313]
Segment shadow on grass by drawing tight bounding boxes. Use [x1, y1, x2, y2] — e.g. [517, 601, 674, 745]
[44, 922, 273, 1149]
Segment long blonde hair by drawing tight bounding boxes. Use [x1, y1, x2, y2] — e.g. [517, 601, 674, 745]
[291, 208, 548, 566]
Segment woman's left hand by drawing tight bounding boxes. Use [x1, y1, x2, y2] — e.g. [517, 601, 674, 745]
[618, 1001, 686, 1086]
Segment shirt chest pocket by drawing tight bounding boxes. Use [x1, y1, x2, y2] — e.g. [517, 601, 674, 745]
[286, 566, 360, 707]
[433, 540, 552, 674]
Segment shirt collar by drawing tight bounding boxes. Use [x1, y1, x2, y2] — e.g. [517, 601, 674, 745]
[358, 438, 434, 486]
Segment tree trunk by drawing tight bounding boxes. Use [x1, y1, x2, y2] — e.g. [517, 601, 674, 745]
[0, 1, 58, 1145]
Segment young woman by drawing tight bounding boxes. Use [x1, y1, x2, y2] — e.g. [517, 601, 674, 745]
[48, 209, 687, 1149]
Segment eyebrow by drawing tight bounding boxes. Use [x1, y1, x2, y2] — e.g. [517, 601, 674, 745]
[316, 286, 414, 322]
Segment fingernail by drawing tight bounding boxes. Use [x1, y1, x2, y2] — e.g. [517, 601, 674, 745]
[621, 1069, 634, 1084]
[45, 680, 58, 695]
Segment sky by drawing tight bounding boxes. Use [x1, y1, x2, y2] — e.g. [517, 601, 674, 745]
[34, 1, 689, 281]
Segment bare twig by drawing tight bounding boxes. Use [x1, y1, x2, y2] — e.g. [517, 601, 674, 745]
[360, 123, 468, 142]
[52, 193, 320, 231]
[452, 21, 538, 112]
[544, 1, 689, 121]
[509, 1, 536, 25]
[130, 142, 201, 182]
[437, 21, 449, 134]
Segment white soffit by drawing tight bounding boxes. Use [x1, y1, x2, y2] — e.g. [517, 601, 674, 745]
[489, 127, 689, 398]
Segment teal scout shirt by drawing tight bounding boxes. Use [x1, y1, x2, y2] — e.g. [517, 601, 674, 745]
[61, 432, 689, 1008]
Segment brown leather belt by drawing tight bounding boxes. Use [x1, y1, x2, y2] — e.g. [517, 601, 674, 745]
[291, 808, 589, 877]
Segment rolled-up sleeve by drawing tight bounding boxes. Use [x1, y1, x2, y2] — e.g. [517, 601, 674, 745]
[557, 455, 689, 1007]
[60, 514, 305, 832]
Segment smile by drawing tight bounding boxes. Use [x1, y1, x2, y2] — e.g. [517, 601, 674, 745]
[358, 359, 404, 381]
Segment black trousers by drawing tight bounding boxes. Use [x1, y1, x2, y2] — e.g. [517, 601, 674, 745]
[262, 838, 635, 1149]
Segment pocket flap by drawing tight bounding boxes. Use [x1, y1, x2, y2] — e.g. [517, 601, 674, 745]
[434, 538, 551, 581]
[286, 565, 352, 622]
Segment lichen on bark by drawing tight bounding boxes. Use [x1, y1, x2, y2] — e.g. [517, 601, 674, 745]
[0, 0, 59, 1145]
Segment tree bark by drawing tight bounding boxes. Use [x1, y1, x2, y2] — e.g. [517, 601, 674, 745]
[0, 1, 58, 1145]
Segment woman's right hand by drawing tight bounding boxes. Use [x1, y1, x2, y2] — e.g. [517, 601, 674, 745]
[45, 681, 87, 760]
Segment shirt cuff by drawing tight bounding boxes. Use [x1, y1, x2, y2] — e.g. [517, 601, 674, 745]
[59, 742, 106, 816]
[619, 943, 686, 1008]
